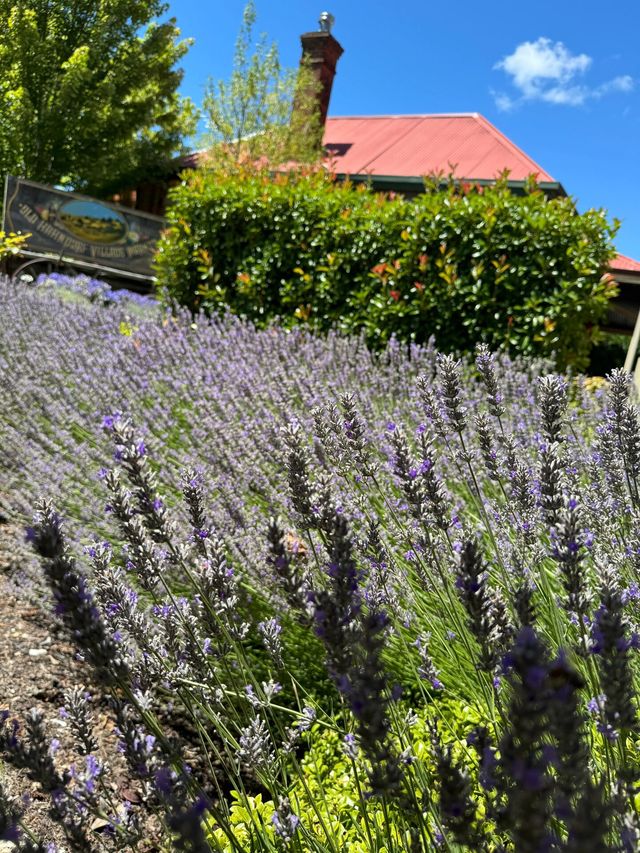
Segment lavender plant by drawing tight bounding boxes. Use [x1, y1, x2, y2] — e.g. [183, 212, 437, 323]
[4, 275, 640, 848]
[33, 273, 158, 312]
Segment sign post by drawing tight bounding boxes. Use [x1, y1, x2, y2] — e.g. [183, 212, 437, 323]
[2, 176, 165, 281]
[623, 309, 640, 375]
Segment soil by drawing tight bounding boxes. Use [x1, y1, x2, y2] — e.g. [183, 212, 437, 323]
[0, 510, 163, 852]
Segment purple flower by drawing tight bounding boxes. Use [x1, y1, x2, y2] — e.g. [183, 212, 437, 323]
[587, 695, 605, 714]
[296, 707, 316, 731]
[271, 798, 300, 842]
[0, 825, 20, 843]
[153, 767, 174, 796]
[342, 733, 358, 759]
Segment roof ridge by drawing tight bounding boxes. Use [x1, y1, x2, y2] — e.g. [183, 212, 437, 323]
[327, 113, 481, 120]
[472, 114, 554, 181]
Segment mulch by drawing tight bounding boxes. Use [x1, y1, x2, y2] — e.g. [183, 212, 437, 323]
[0, 510, 163, 852]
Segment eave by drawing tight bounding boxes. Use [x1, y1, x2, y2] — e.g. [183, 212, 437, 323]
[332, 172, 567, 198]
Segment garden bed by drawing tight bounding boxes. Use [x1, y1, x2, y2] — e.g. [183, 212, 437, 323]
[2, 274, 640, 851]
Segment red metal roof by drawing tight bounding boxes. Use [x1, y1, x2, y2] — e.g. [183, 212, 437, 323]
[322, 114, 556, 183]
[611, 253, 640, 274]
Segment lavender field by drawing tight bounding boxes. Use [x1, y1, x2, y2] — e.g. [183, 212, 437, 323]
[2, 273, 640, 851]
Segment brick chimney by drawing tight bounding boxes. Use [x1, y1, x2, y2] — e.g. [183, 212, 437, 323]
[299, 12, 344, 127]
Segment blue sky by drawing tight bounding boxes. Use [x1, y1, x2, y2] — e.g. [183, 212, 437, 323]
[168, 0, 640, 261]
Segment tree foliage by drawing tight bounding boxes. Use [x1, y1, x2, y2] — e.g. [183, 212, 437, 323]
[202, 0, 323, 169]
[0, 0, 197, 194]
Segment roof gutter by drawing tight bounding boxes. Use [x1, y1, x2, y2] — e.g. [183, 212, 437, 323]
[611, 271, 640, 285]
[332, 172, 566, 198]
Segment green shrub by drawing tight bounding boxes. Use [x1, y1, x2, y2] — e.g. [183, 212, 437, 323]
[208, 700, 490, 851]
[155, 168, 618, 371]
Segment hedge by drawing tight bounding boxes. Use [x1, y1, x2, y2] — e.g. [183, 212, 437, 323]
[154, 168, 618, 369]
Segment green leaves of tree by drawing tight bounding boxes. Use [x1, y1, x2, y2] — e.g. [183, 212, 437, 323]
[0, 0, 197, 194]
[202, 0, 323, 169]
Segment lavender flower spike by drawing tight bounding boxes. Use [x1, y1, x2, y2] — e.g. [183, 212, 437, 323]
[536, 374, 568, 445]
[475, 343, 505, 420]
[591, 570, 638, 736]
[455, 539, 513, 672]
[28, 501, 129, 685]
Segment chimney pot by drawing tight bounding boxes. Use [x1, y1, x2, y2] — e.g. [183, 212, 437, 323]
[318, 11, 335, 33]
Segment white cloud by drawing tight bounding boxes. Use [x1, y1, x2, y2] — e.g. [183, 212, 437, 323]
[542, 85, 590, 106]
[493, 38, 634, 109]
[491, 90, 515, 112]
[496, 38, 590, 98]
[596, 75, 634, 96]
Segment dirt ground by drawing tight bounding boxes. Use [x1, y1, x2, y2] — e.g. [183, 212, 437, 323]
[0, 510, 162, 852]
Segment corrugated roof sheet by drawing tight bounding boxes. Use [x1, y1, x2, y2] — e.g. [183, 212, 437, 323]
[323, 114, 556, 183]
[611, 253, 640, 274]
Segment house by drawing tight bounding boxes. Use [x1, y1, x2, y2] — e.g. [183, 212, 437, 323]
[321, 111, 640, 339]
[304, 21, 640, 325]
[117, 13, 640, 333]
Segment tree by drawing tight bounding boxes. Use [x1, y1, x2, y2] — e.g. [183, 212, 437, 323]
[0, 0, 197, 195]
[202, 1, 323, 170]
